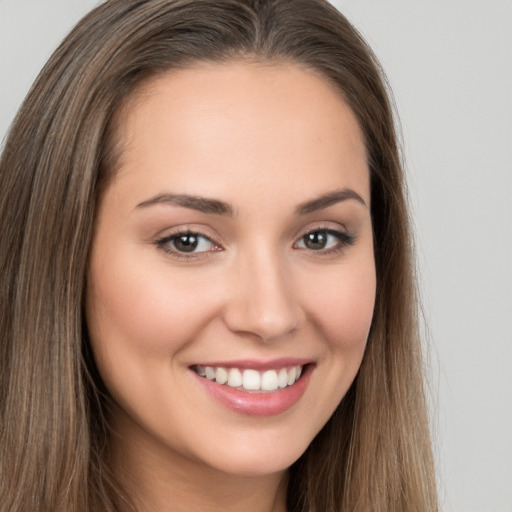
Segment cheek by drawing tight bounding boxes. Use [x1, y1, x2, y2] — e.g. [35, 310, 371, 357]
[86, 248, 219, 362]
[293, 256, 376, 438]
[303, 259, 376, 352]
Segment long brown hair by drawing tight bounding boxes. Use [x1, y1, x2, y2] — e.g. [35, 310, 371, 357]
[0, 1, 437, 510]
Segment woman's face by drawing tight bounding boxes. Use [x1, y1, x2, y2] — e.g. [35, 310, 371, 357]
[86, 61, 376, 477]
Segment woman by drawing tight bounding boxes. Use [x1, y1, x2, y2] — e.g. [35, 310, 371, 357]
[0, 0, 437, 510]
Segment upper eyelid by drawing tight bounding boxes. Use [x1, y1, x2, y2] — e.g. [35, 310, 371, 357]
[157, 230, 219, 248]
[295, 227, 355, 244]
[300, 226, 344, 236]
[156, 225, 222, 244]
[294, 222, 350, 239]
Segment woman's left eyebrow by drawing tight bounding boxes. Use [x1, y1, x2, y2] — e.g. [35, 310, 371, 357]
[295, 188, 367, 215]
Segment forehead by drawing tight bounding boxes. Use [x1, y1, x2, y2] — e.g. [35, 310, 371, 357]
[107, 60, 369, 208]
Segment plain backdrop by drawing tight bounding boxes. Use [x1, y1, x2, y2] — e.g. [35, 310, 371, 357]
[1, 1, 511, 511]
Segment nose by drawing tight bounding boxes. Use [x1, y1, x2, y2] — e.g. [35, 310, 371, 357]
[222, 247, 303, 343]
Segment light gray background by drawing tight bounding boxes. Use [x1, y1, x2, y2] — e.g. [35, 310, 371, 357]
[1, 1, 511, 511]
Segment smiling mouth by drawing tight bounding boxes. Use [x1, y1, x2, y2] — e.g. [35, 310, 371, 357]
[192, 364, 304, 393]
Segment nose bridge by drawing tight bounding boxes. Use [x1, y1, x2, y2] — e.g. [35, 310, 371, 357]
[223, 241, 301, 342]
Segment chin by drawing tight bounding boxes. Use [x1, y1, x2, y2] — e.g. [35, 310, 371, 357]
[207, 452, 300, 478]
[192, 428, 313, 477]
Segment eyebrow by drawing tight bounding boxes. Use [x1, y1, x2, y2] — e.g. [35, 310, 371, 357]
[295, 188, 367, 214]
[135, 187, 366, 216]
[136, 193, 234, 215]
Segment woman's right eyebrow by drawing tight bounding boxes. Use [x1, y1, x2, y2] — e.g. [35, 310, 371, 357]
[135, 193, 234, 216]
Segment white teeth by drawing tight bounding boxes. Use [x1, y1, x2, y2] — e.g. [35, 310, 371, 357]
[227, 368, 243, 387]
[261, 370, 279, 391]
[278, 368, 288, 388]
[287, 366, 297, 386]
[195, 364, 305, 392]
[242, 369, 261, 390]
[215, 367, 228, 384]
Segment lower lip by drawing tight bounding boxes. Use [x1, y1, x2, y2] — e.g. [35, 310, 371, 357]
[193, 365, 313, 417]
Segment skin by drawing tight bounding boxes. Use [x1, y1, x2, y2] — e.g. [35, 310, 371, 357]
[86, 61, 376, 512]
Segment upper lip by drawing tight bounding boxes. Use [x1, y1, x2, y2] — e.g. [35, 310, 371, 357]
[190, 358, 314, 371]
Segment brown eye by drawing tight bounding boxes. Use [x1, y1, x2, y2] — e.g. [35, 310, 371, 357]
[302, 231, 329, 250]
[296, 229, 356, 253]
[172, 234, 200, 253]
[157, 232, 217, 255]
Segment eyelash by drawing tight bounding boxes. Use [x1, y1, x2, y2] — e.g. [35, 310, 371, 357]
[155, 230, 220, 261]
[154, 227, 356, 261]
[295, 227, 356, 256]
